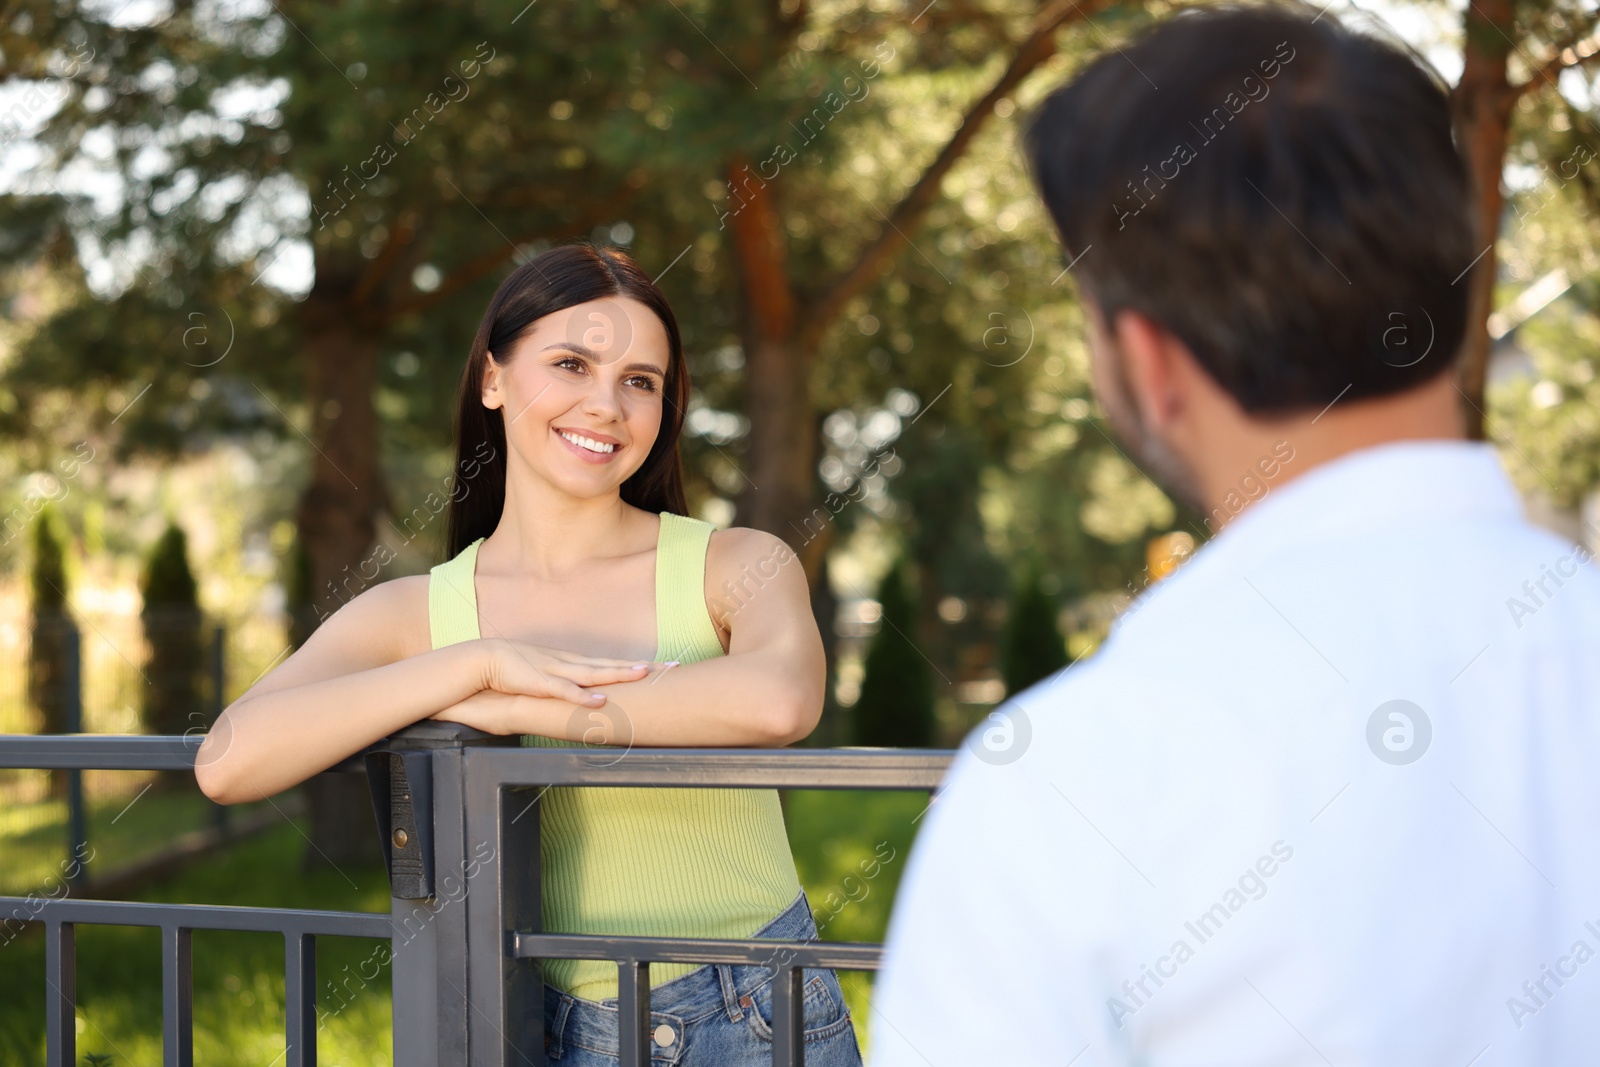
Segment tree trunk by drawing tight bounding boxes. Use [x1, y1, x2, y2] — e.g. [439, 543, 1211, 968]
[1453, 0, 1517, 441]
[725, 3, 1101, 576]
[724, 157, 834, 582]
[294, 271, 390, 871]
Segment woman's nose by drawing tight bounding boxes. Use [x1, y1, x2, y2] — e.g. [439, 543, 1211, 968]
[580, 377, 623, 418]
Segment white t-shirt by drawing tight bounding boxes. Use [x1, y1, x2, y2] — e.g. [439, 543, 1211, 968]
[869, 440, 1600, 1067]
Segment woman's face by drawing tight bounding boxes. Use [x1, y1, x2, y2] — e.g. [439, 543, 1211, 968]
[482, 295, 671, 499]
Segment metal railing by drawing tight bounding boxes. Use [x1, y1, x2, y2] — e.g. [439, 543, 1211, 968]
[0, 724, 953, 1066]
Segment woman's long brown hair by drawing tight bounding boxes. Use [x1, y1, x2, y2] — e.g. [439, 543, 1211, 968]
[443, 243, 691, 560]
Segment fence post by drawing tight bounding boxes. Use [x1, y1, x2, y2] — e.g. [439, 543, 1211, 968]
[367, 722, 524, 1067]
[462, 742, 544, 1067]
[62, 624, 87, 891]
[209, 624, 228, 838]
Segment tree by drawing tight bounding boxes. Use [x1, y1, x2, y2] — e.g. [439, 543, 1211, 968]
[1000, 564, 1069, 695]
[1452, 0, 1600, 438]
[26, 505, 75, 797]
[2, 1, 638, 864]
[717, 0, 1125, 582]
[853, 557, 936, 747]
[0, 0, 1184, 810]
[139, 521, 205, 740]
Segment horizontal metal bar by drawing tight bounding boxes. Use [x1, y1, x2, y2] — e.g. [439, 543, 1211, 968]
[0, 897, 389, 938]
[467, 746, 953, 789]
[514, 933, 883, 971]
[0, 734, 375, 773]
[0, 736, 949, 788]
[0, 734, 200, 771]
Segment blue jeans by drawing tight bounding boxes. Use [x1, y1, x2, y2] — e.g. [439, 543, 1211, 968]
[539, 889, 864, 1065]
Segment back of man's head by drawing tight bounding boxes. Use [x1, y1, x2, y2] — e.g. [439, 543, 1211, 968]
[1024, 4, 1478, 416]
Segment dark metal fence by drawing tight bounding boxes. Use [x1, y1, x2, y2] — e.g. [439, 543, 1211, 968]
[0, 724, 952, 1066]
[2, 618, 250, 897]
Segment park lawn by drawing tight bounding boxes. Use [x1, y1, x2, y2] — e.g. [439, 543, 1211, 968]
[0, 783, 276, 897]
[0, 787, 931, 1066]
[0, 802, 395, 1067]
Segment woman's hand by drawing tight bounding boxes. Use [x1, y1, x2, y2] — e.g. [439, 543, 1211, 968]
[430, 688, 519, 733]
[429, 688, 568, 734]
[479, 638, 663, 706]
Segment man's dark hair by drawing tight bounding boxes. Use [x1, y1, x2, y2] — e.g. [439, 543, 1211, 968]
[1024, 3, 1478, 414]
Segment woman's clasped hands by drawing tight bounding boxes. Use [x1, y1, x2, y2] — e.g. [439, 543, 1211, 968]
[428, 638, 672, 735]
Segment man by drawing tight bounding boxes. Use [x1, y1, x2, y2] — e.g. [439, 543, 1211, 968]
[869, 5, 1600, 1065]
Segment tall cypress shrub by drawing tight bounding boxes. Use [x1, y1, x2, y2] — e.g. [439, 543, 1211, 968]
[140, 522, 206, 742]
[1000, 565, 1070, 696]
[853, 558, 936, 748]
[27, 506, 76, 797]
[286, 535, 317, 650]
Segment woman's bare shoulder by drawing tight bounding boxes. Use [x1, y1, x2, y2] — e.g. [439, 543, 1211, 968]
[703, 525, 805, 630]
[705, 525, 798, 571]
[306, 573, 433, 661]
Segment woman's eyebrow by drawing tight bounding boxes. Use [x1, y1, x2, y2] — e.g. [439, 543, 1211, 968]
[541, 342, 665, 376]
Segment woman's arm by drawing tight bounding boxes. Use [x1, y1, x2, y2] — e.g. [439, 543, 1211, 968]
[433, 529, 826, 746]
[195, 577, 652, 804]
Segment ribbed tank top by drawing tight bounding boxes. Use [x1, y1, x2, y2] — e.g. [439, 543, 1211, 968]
[428, 510, 802, 1001]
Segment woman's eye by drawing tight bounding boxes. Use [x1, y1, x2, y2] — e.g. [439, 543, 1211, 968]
[555, 356, 585, 372]
[628, 376, 659, 392]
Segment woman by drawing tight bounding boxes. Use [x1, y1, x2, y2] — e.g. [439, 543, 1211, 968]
[195, 243, 864, 1065]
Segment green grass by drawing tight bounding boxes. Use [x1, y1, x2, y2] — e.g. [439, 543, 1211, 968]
[0, 789, 932, 1065]
[0, 811, 395, 1067]
[0, 782, 273, 896]
[784, 788, 932, 1058]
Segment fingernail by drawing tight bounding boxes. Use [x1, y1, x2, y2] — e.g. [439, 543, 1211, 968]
[631, 664, 650, 670]
[586, 693, 606, 706]
[660, 660, 680, 667]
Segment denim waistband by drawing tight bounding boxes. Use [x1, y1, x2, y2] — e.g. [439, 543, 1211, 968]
[542, 888, 816, 1062]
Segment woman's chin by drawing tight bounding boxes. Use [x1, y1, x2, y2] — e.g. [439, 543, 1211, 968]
[542, 464, 643, 500]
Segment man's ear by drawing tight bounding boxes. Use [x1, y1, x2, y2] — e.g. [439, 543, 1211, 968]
[1111, 310, 1185, 431]
[481, 351, 503, 410]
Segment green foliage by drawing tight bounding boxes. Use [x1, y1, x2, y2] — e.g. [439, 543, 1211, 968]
[1000, 564, 1070, 695]
[139, 522, 206, 739]
[28, 503, 68, 613]
[853, 558, 935, 748]
[27, 505, 74, 749]
[286, 535, 317, 650]
[140, 522, 199, 610]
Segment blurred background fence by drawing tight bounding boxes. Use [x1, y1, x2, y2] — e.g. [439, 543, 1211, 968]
[0, 592, 289, 897]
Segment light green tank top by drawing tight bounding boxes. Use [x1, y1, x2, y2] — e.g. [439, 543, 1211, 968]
[428, 510, 802, 1000]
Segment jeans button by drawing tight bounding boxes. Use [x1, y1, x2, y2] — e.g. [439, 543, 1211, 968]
[653, 1023, 676, 1047]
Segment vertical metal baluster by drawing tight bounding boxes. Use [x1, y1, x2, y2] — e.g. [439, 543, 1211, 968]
[769, 965, 805, 1067]
[45, 920, 75, 1067]
[163, 925, 194, 1067]
[63, 626, 88, 891]
[285, 930, 317, 1067]
[495, 781, 544, 1065]
[616, 959, 651, 1067]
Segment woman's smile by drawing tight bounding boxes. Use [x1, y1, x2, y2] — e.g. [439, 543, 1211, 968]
[553, 425, 623, 463]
